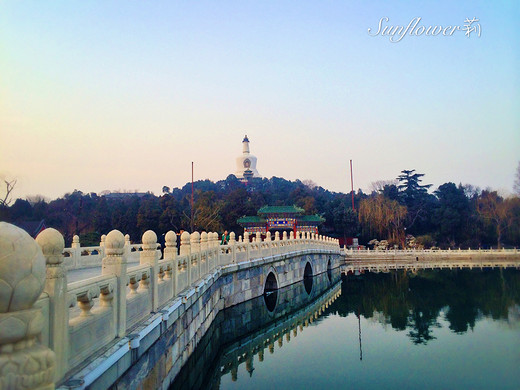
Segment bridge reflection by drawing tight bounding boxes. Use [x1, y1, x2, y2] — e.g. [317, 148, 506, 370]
[169, 269, 342, 390]
[344, 257, 520, 275]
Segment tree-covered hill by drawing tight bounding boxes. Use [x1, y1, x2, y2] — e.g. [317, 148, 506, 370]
[1, 173, 519, 249]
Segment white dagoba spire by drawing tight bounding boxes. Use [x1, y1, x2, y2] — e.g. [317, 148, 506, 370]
[235, 134, 261, 181]
[242, 135, 250, 154]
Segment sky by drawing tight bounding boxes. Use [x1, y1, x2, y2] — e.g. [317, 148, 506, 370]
[1, 1, 519, 201]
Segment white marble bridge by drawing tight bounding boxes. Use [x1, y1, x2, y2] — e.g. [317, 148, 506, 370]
[343, 248, 520, 274]
[0, 222, 340, 390]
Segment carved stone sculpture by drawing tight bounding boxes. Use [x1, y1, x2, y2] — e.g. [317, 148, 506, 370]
[0, 222, 56, 390]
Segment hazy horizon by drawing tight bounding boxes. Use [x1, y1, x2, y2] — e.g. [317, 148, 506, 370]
[2, 1, 519, 202]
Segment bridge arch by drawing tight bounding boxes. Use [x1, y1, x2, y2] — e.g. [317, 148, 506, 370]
[303, 261, 313, 295]
[264, 268, 279, 312]
[264, 268, 279, 293]
[304, 261, 313, 279]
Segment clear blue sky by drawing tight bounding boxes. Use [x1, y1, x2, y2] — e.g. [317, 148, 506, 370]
[1, 1, 519, 200]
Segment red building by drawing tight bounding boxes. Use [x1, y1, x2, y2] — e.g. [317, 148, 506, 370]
[237, 205, 324, 236]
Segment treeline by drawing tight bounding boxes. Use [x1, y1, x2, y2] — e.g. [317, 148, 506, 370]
[1, 171, 519, 248]
[358, 170, 520, 249]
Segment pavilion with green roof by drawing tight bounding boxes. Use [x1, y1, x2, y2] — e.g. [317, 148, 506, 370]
[237, 205, 325, 236]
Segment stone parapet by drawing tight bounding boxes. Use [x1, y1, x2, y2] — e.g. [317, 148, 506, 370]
[0, 222, 340, 389]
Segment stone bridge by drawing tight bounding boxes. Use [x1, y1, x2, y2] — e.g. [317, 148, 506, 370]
[343, 248, 520, 274]
[134, 268, 342, 389]
[0, 222, 341, 390]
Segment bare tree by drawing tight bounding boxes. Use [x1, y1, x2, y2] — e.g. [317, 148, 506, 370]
[370, 179, 398, 193]
[476, 191, 512, 249]
[358, 195, 407, 246]
[302, 180, 317, 190]
[0, 178, 17, 207]
[26, 194, 50, 206]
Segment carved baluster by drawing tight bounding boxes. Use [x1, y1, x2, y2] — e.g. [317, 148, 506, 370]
[165, 264, 172, 280]
[77, 289, 96, 317]
[128, 275, 139, 295]
[99, 284, 114, 308]
[158, 266, 165, 282]
[139, 272, 150, 291]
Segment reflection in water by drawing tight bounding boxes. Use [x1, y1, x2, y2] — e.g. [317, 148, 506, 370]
[170, 268, 520, 390]
[303, 262, 313, 294]
[303, 274, 313, 295]
[263, 290, 278, 312]
[338, 268, 520, 345]
[170, 268, 342, 390]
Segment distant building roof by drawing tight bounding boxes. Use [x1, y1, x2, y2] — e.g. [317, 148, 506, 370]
[297, 215, 326, 224]
[237, 216, 266, 224]
[257, 205, 304, 215]
[14, 220, 46, 238]
[238, 206, 324, 233]
[104, 192, 148, 199]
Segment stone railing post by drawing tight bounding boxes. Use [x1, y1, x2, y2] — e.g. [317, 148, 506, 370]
[200, 232, 208, 251]
[124, 234, 131, 258]
[244, 232, 250, 261]
[212, 232, 220, 266]
[265, 231, 273, 257]
[164, 231, 177, 262]
[274, 232, 280, 255]
[0, 222, 56, 390]
[164, 231, 177, 299]
[200, 232, 208, 274]
[100, 234, 106, 258]
[180, 231, 191, 256]
[190, 232, 201, 283]
[37, 228, 68, 382]
[229, 232, 236, 263]
[179, 231, 191, 291]
[140, 230, 159, 312]
[71, 234, 80, 269]
[101, 230, 127, 337]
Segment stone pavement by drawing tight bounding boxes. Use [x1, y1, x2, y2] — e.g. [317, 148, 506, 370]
[67, 260, 140, 283]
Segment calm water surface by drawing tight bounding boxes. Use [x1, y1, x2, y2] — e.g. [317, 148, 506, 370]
[171, 268, 520, 390]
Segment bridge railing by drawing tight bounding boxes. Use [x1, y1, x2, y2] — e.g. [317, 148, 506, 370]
[61, 233, 164, 270]
[345, 247, 519, 257]
[8, 225, 338, 385]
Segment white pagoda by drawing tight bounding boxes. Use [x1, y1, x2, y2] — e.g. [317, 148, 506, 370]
[235, 135, 261, 182]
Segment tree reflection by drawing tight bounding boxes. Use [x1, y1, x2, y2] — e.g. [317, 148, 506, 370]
[332, 269, 520, 345]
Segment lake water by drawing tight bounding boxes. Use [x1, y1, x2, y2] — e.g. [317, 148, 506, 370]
[170, 267, 520, 390]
